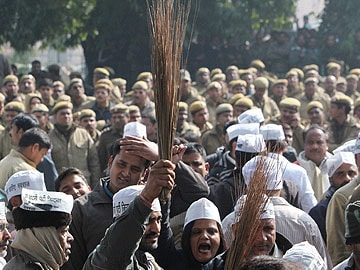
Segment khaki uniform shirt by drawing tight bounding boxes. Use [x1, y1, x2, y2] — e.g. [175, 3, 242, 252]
[201, 125, 225, 155]
[250, 95, 280, 122]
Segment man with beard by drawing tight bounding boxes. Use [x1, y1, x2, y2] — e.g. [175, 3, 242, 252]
[0, 202, 10, 269]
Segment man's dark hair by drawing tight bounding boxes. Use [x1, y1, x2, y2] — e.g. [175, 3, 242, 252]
[11, 113, 39, 131]
[141, 114, 156, 125]
[184, 143, 207, 160]
[55, 167, 88, 191]
[302, 124, 328, 142]
[38, 78, 53, 88]
[331, 102, 351, 115]
[18, 128, 51, 150]
[31, 60, 40, 66]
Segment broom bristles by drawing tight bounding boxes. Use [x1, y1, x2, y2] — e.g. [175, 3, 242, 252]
[146, 0, 191, 202]
[225, 151, 281, 269]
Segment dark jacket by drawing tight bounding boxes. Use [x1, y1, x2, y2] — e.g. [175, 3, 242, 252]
[4, 251, 49, 270]
[62, 178, 113, 270]
[83, 196, 161, 270]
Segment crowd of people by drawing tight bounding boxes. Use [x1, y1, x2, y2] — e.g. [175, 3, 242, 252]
[1, 39, 360, 269]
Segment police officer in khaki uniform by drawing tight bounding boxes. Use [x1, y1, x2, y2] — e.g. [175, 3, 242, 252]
[205, 81, 223, 125]
[68, 78, 95, 113]
[0, 101, 25, 159]
[49, 101, 100, 188]
[327, 94, 360, 152]
[201, 103, 233, 155]
[176, 102, 201, 139]
[268, 97, 304, 154]
[97, 104, 130, 174]
[250, 76, 280, 122]
[189, 101, 213, 135]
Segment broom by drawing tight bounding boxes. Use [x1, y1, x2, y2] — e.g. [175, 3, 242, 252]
[146, 0, 191, 202]
[225, 153, 280, 269]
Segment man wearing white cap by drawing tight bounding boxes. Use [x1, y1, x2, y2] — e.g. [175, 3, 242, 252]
[237, 107, 265, 125]
[208, 133, 266, 219]
[242, 156, 332, 269]
[4, 189, 74, 269]
[83, 159, 175, 269]
[310, 152, 358, 243]
[260, 124, 317, 213]
[207, 122, 259, 181]
[326, 138, 360, 266]
[5, 170, 47, 210]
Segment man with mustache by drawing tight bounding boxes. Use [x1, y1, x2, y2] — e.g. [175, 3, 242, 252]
[298, 125, 333, 200]
[83, 159, 174, 269]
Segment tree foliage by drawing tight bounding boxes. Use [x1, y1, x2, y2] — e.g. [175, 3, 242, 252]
[319, 0, 360, 55]
[0, 0, 296, 81]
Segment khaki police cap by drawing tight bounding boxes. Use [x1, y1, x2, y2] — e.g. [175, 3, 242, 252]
[53, 81, 64, 88]
[216, 103, 233, 115]
[52, 101, 73, 114]
[94, 67, 110, 77]
[331, 94, 353, 107]
[272, 79, 288, 87]
[304, 77, 318, 84]
[132, 81, 148, 90]
[128, 105, 140, 113]
[180, 69, 191, 81]
[95, 78, 113, 93]
[303, 64, 319, 74]
[210, 68, 223, 78]
[350, 68, 360, 77]
[306, 101, 323, 113]
[197, 67, 210, 75]
[56, 95, 72, 103]
[229, 79, 246, 88]
[189, 101, 206, 114]
[290, 68, 304, 80]
[229, 93, 244, 105]
[279, 98, 300, 111]
[234, 97, 253, 108]
[225, 65, 239, 73]
[112, 78, 127, 87]
[326, 62, 341, 71]
[178, 101, 188, 111]
[285, 70, 297, 78]
[346, 74, 359, 81]
[20, 74, 35, 84]
[206, 81, 222, 91]
[254, 77, 269, 88]
[137, 72, 153, 81]
[69, 78, 83, 89]
[110, 103, 129, 114]
[31, 104, 49, 114]
[250, 59, 265, 70]
[336, 77, 347, 85]
[79, 109, 96, 120]
[3, 75, 18, 86]
[4, 101, 25, 112]
[211, 73, 226, 82]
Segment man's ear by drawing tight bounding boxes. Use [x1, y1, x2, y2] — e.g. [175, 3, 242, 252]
[31, 143, 40, 153]
[205, 162, 210, 175]
[107, 155, 114, 169]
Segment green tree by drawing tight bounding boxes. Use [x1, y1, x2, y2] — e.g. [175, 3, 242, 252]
[319, 0, 360, 68]
[0, 0, 296, 82]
